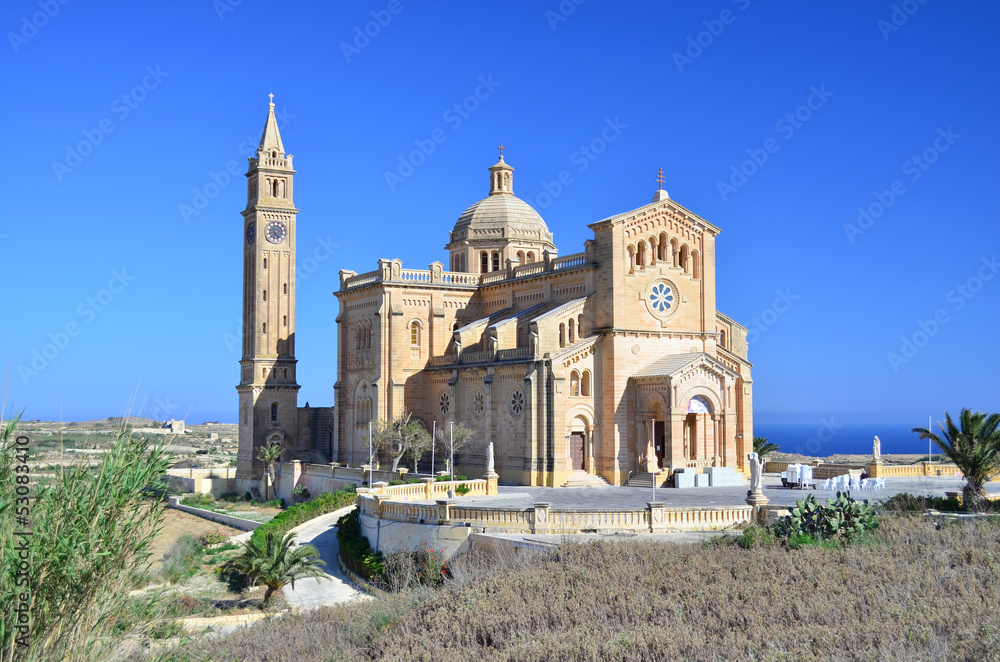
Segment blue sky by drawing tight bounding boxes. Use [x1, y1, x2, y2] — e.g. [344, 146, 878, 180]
[2, 1, 997, 431]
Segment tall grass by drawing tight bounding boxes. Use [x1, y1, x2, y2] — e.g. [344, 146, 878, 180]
[169, 515, 1000, 662]
[0, 418, 171, 661]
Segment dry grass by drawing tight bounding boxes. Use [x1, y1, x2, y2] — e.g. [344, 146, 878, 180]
[165, 516, 1000, 662]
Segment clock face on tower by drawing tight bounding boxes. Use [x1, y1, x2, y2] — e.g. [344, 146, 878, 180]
[265, 221, 287, 244]
[246, 222, 255, 244]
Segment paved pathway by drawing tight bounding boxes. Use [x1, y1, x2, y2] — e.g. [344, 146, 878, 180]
[437, 475, 998, 510]
[281, 506, 372, 610]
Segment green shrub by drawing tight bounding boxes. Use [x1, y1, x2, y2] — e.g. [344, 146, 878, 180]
[250, 488, 357, 548]
[218, 491, 242, 503]
[435, 474, 467, 482]
[197, 529, 229, 547]
[455, 482, 471, 495]
[774, 492, 879, 545]
[180, 492, 216, 508]
[336, 509, 383, 581]
[263, 498, 285, 509]
[736, 525, 774, 550]
[292, 484, 311, 500]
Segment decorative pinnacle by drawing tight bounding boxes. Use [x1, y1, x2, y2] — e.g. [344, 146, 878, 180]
[656, 167, 665, 190]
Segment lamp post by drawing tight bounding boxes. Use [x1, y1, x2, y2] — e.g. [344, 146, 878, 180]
[368, 421, 373, 488]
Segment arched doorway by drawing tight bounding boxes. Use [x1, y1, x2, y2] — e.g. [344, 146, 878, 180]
[569, 415, 587, 471]
[684, 396, 713, 461]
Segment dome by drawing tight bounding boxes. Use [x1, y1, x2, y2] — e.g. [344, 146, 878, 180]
[447, 154, 554, 249]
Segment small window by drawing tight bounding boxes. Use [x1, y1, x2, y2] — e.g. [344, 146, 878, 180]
[282, 315, 287, 327]
[568, 318, 575, 344]
[410, 321, 420, 346]
[581, 370, 592, 397]
[262, 290, 267, 302]
[559, 323, 566, 348]
[527, 251, 534, 263]
[283, 283, 288, 295]
[570, 370, 580, 397]
[262, 323, 267, 334]
[263, 257, 267, 269]
[481, 251, 489, 274]
[517, 251, 525, 264]
[492, 252, 500, 272]
[270, 403, 278, 423]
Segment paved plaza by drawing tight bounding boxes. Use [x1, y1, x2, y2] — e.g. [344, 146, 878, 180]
[441, 475, 998, 510]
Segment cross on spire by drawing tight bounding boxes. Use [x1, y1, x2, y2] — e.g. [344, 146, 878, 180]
[498, 143, 504, 160]
[656, 167, 665, 190]
[268, 93, 274, 106]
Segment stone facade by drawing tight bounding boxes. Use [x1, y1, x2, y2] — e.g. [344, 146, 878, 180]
[332, 153, 753, 487]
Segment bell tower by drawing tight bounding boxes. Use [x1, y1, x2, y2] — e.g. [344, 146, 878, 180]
[236, 95, 300, 494]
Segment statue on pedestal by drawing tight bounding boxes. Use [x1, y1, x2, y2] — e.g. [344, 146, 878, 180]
[486, 441, 495, 475]
[873, 435, 881, 461]
[748, 452, 764, 494]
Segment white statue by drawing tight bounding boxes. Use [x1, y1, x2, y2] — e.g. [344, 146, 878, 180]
[748, 452, 763, 493]
[873, 435, 881, 461]
[486, 441, 495, 475]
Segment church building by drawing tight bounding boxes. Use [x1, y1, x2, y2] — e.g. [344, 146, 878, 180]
[334, 151, 754, 487]
[235, 98, 754, 491]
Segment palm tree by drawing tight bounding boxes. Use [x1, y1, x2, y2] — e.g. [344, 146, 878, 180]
[256, 442, 282, 501]
[753, 436, 780, 460]
[912, 409, 1000, 510]
[222, 530, 327, 606]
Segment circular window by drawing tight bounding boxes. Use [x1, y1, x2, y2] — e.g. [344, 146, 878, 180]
[643, 278, 680, 322]
[471, 389, 485, 419]
[509, 388, 525, 418]
[439, 392, 450, 415]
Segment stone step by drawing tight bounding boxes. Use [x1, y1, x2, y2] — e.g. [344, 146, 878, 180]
[627, 472, 670, 488]
[561, 471, 611, 488]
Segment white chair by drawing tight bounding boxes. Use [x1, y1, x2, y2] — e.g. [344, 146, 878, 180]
[876, 477, 886, 490]
[823, 478, 833, 490]
[850, 477, 861, 491]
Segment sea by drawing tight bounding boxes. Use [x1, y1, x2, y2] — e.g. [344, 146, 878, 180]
[754, 420, 938, 458]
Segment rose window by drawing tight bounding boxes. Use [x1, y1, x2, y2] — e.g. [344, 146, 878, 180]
[472, 390, 485, 419]
[509, 389, 525, 418]
[649, 282, 674, 313]
[439, 392, 450, 415]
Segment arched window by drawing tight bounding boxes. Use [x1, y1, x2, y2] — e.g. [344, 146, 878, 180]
[636, 241, 647, 267]
[272, 180, 279, 197]
[559, 323, 566, 348]
[262, 290, 267, 302]
[270, 402, 278, 423]
[262, 367, 267, 378]
[679, 245, 689, 273]
[692, 250, 701, 279]
[568, 318, 575, 343]
[720, 329, 727, 350]
[527, 251, 535, 263]
[410, 321, 420, 347]
[481, 251, 489, 274]
[658, 232, 668, 261]
[263, 257, 267, 269]
[570, 370, 580, 397]
[577, 314, 583, 338]
[517, 251, 525, 264]
[262, 323, 267, 334]
[492, 252, 500, 271]
[581, 370, 592, 396]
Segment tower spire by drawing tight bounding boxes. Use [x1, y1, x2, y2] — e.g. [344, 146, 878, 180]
[489, 148, 513, 195]
[258, 94, 284, 156]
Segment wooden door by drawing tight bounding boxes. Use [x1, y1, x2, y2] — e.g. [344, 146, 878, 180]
[570, 432, 585, 471]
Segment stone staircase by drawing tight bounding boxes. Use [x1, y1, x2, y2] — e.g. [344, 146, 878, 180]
[626, 472, 670, 488]
[560, 470, 612, 488]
